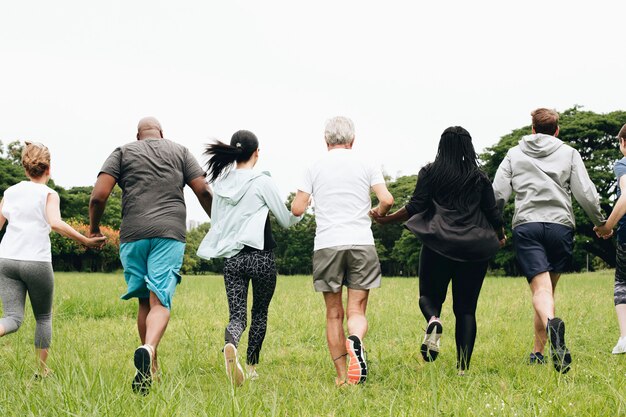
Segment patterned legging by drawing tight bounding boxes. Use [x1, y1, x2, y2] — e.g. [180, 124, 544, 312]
[223, 250, 277, 365]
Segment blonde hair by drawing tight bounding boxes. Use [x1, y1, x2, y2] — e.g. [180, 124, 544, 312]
[531, 108, 559, 135]
[21, 142, 51, 178]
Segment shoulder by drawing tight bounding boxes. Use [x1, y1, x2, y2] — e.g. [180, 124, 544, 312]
[256, 171, 275, 186]
[418, 163, 433, 177]
[615, 158, 626, 174]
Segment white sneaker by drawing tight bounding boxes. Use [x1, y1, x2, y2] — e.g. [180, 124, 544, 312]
[612, 337, 626, 354]
[246, 365, 259, 380]
[224, 343, 245, 386]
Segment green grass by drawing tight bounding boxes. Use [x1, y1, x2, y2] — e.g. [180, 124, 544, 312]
[0, 271, 625, 416]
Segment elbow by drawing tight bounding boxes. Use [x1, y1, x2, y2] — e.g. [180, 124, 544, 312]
[89, 195, 106, 208]
[49, 221, 64, 233]
[291, 206, 305, 217]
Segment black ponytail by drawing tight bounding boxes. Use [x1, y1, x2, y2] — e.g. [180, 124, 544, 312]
[204, 130, 259, 183]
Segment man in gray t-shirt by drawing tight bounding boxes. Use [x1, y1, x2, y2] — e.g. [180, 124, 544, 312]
[89, 117, 212, 394]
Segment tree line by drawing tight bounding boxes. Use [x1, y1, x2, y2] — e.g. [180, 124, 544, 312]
[1, 106, 625, 276]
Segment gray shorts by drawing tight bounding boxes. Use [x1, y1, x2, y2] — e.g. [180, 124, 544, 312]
[312, 245, 381, 293]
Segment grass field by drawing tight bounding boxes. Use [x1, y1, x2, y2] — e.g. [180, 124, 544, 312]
[0, 271, 624, 416]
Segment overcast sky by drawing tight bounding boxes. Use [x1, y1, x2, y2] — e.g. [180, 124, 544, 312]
[1, 1, 624, 223]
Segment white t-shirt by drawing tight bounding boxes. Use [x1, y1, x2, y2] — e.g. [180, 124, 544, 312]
[0, 181, 56, 262]
[298, 149, 385, 251]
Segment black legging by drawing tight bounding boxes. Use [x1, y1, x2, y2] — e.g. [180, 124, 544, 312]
[223, 250, 277, 365]
[418, 245, 488, 370]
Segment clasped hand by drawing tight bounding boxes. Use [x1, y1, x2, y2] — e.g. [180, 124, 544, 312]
[594, 224, 614, 240]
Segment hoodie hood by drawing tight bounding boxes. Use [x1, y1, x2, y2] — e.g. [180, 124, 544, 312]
[213, 169, 267, 205]
[519, 133, 563, 158]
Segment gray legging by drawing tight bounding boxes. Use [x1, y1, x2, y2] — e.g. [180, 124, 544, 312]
[0, 259, 54, 348]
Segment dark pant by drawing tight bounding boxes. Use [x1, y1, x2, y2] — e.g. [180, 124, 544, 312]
[223, 250, 277, 365]
[418, 246, 488, 370]
[512, 222, 574, 282]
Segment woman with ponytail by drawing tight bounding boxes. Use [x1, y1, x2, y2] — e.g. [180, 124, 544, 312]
[197, 130, 301, 385]
[0, 142, 106, 378]
[372, 126, 505, 374]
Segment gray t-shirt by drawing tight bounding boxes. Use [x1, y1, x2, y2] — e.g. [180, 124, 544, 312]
[99, 138, 205, 243]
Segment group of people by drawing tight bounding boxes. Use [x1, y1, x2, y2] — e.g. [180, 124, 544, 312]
[1, 111, 625, 394]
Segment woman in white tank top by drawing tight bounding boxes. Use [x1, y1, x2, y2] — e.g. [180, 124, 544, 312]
[0, 142, 106, 377]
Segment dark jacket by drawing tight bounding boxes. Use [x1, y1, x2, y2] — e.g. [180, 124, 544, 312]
[404, 166, 504, 262]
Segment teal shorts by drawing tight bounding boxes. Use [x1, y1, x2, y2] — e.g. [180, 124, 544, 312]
[119, 237, 185, 310]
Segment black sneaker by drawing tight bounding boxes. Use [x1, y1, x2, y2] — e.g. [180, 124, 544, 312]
[529, 352, 545, 364]
[546, 318, 571, 374]
[420, 319, 443, 362]
[132, 345, 153, 395]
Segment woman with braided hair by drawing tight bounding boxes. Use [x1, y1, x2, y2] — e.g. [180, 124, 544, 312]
[372, 126, 505, 374]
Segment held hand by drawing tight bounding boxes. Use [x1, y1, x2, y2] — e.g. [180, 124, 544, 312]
[88, 230, 103, 239]
[594, 224, 614, 239]
[369, 209, 385, 223]
[85, 234, 107, 249]
[498, 236, 507, 248]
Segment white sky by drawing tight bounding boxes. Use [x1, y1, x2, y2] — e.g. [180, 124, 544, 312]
[1, 1, 624, 224]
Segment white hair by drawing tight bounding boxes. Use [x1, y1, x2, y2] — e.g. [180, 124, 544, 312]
[324, 116, 355, 145]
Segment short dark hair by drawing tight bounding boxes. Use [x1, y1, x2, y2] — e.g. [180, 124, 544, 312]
[531, 108, 559, 135]
[618, 124, 626, 140]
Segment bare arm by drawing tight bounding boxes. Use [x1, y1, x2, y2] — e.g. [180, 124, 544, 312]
[188, 176, 213, 218]
[291, 190, 311, 217]
[46, 193, 106, 248]
[89, 173, 116, 236]
[371, 206, 409, 225]
[594, 175, 626, 238]
[371, 183, 394, 216]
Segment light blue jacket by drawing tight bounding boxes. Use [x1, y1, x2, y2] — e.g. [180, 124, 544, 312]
[197, 169, 301, 259]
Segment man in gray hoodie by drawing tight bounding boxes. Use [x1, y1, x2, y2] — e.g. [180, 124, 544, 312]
[493, 108, 605, 374]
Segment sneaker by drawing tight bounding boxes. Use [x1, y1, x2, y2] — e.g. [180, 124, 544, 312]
[546, 318, 571, 374]
[529, 352, 546, 364]
[132, 345, 153, 395]
[224, 343, 245, 386]
[246, 365, 259, 380]
[346, 335, 367, 384]
[421, 318, 443, 362]
[612, 337, 626, 354]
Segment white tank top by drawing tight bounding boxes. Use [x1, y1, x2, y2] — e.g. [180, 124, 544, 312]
[0, 181, 56, 262]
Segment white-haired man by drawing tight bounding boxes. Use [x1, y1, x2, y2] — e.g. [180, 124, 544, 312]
[292, 116, 394, 386]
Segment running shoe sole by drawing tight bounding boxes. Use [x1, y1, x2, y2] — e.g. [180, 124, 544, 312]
[224, 343, 245, 386]
[132, 346, 152, 395]
[421, 320, 443, 362]
[547, 318, 571, 374]
[346, 335, 367, 384]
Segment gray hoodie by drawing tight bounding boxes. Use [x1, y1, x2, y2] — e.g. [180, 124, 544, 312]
[493, 133, 604, 229]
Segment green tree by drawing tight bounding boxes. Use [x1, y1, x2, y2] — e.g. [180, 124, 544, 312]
[480, 107, 626, 274]
[181, 222, 223, 274]
[371, 175, 421, 275]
